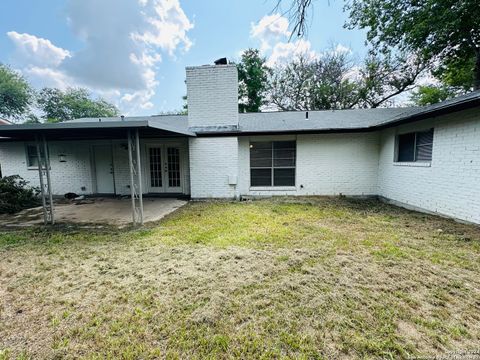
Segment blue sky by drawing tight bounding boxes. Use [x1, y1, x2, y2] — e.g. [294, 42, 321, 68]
[0, 0, 367, 116]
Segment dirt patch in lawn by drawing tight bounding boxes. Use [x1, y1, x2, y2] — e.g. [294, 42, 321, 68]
[0, 197, 479, 359]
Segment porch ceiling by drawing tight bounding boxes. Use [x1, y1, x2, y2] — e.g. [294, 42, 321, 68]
[0, 120, 195, 141]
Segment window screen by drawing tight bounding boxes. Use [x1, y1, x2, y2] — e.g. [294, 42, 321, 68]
[26, 144, 47, 168]
[415, 129, 434, 161]
[250, 141, 296, 186]
[396, 129, 433, 162]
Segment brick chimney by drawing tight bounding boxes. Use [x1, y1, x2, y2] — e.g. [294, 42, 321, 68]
[186, 63, 238, 129]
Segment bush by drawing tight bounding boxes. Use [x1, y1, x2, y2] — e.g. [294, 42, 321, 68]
[0, 175, 40, 214]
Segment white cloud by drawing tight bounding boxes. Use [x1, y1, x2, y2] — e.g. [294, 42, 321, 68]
[134, 0, 193, 56]
[7, 31, 71, 67]
[331, 44, 352, 56]
[251, 15, 318, 66]
[267, 39, 317, 67]
[6, 0, 193, 114]
[22, 66, 72, 90]
[251, 14, 291, 52]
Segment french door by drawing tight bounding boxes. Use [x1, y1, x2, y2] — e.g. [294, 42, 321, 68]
[147, 145, 183, 193]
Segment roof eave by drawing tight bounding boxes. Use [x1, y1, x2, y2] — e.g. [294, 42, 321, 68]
[0, 120, 195, 139]
[376, 96, 480, 129]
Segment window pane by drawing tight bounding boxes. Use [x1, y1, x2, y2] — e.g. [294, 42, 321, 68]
[250, 141, 296, 187]
[273, 149, 295, 166]
[27, 145, 37, 157]
[397, 133, 415, 162]
[28, 156, 39, 168]
[149, 147, 162, 187]
[274, 141, 296, 150]
[274, 158, 296, 167]
[250, 150, 273, 167]
[27, 145, 45, 167]
[274, 168, 295, 186]
[273, 141, 295, 167]
[250, 142, 272, 150]
[415, 129, 433, 161]
[250, 142, 272, 167]
[416, 145, 432, 161]
[167, 147, 181, 187]
[251, 168, 272, 186]
[416, 129, 433, 146]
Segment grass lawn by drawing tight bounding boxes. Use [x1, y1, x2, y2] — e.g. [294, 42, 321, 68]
[0, 197, 479, 359]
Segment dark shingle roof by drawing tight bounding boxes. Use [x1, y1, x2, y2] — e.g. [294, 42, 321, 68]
[0, 90, 478, 139]
[193, 90, 480, 135]
[70, 114, 192, 135]
[237, 108, 412, 133]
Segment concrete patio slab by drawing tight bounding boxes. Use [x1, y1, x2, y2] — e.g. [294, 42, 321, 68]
[0, 197, 187, 227]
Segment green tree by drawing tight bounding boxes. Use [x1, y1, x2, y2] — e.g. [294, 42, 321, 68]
[267, 49, 421, 110]
[181, 94, 188, 115]
[357, 53, 425, 108]
[346, 0, 480, 90]
[237, 49, 271, 113]
[37, 88, 119, 122]
[0, 64, 33, 121]
[276, 0, 480, 99]
[268, 52, 362, 110]
[410, 86, 456, 106]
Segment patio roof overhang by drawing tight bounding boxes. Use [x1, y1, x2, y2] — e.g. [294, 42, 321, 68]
[0, 120, 196, 141]
[0, 120, 195, 226]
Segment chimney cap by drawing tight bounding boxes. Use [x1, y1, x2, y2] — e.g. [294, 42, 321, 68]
[214, 57, 228, 65]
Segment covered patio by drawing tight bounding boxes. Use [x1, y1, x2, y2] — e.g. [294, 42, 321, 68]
[0, 117, 194, 226]
[0, 197, 187, 227]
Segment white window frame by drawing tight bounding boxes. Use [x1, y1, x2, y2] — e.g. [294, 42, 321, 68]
[394, 128, 434, 164]
[25, 143, 49, 170]
[249, 140, 296, 188]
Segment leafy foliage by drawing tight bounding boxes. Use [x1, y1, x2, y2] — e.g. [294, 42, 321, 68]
[0, 175, 39, 214]
[0, 64, 33, 120]
[37, 88, 119, 123]
[268, 50, 425, 110]
[410, 86, 456, 106]
[268, 52, 361, 110]
[346, 0, 480, 90]
[237, 49, 271, 113]
[180, 94, 188, 115]
[357, 53, 425, 108]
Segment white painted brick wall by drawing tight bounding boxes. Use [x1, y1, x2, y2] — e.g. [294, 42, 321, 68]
[186, 64, 239, 128]
[0, 138, 191, 197]
[189, 137, 238, 198]
[238, 133, 380, 196]
[0, 140, 94, 195]
[378, 108, 480, 224]
[0, 108, 478, 224]
[112, 141, 131, 195]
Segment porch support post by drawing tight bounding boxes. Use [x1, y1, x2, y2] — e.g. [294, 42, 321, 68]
[35, 134, 54, 225]
[127, 129, 143, 226]
[135, 129, 144, 225]
[127, 130, 136, 226]
[42, 134, 54, 225]
[35, 135, 48, 225]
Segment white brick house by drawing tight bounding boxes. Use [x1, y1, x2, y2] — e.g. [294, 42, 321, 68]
[0, 63, 479, 224]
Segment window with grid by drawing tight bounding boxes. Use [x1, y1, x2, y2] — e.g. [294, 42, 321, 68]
[26, 144, 47, 168]
[149, 147, 162, 187]
[250, 141, 296, 187]
[167, 147, 181, 187]
[396, 129, 434, 162]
